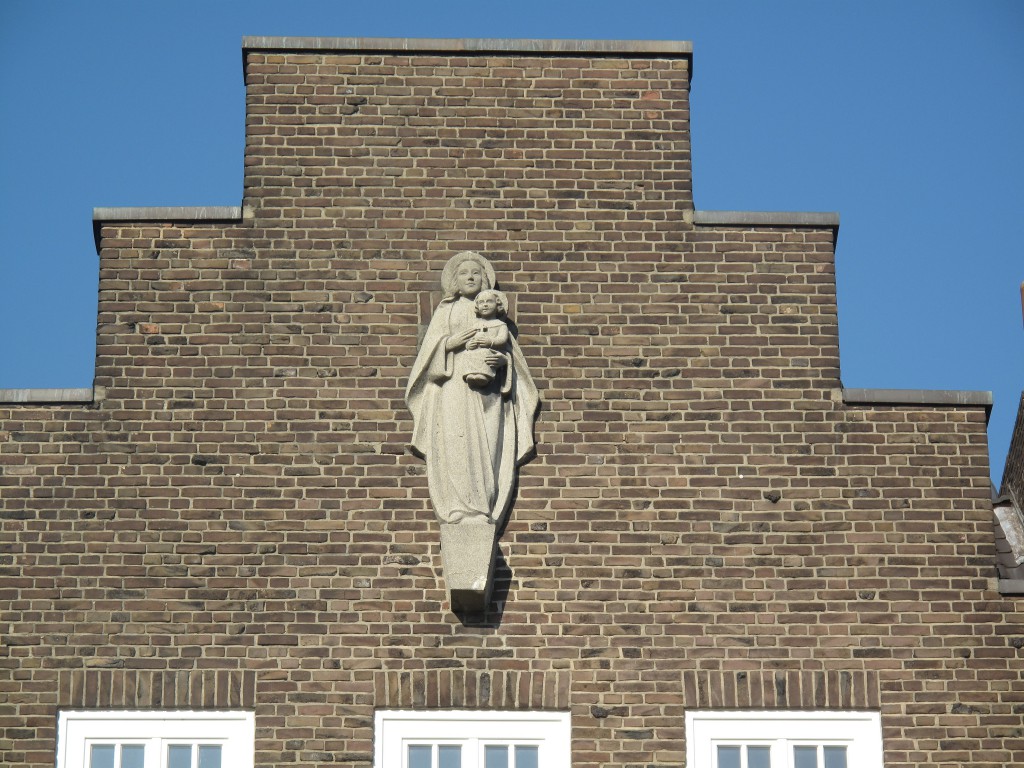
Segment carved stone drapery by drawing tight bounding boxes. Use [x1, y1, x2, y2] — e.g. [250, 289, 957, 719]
[405, 252, 539, 611]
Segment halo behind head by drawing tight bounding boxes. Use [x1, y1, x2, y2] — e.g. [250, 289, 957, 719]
[441, 251, 496, 298]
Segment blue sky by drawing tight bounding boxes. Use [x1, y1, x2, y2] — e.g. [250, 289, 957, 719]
[1, 0, 1021, 480]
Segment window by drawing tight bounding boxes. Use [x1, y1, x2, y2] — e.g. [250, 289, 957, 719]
[685, 710, 883, 768]
[374, 710, 570, 768]
[57, 711, 254, 768]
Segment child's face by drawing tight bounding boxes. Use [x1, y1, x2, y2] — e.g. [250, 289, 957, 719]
[475, 295, 498, 317]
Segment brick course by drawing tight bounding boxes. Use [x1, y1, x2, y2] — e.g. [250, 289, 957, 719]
[1, 38, 1021, 768]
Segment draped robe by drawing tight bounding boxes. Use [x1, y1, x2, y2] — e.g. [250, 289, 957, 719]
[406, 296, 539, 525]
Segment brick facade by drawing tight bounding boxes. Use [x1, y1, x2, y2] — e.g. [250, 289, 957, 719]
[1, 38, 1021, 767]
[1002, 391, 1024, 504]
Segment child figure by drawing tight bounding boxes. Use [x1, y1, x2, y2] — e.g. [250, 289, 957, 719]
[462, 289, 511, 388]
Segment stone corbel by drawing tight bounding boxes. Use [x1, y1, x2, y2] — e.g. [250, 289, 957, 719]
[439, 523, 498, 612]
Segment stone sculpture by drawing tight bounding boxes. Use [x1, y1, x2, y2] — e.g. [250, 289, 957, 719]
[406, 252, 539, 611]
[460, 289, 511, 389]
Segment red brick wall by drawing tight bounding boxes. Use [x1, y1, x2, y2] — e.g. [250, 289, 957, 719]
[1, 44, 1020, 768]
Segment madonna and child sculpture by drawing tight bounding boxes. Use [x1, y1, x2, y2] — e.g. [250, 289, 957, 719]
[405, 252, 539, 611]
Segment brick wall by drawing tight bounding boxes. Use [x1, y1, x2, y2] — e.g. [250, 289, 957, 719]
[1002, 391, 1024, 504]
[1, 39, 1021, 768]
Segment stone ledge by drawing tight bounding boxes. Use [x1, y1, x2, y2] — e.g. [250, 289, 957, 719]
[242, 36, 693, 57]
[0, 387, 94, 404]
[92, 206, 244, 252]
[843, 387, 993, 421]
[997, 579, 1024, 595]
[693, 210, 840, 229]
[93, 206, 243, 222]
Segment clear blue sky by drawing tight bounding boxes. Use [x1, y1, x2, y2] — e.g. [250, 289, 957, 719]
[1, 0, 1021, 481]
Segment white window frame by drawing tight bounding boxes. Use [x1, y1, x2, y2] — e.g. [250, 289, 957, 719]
[685, 710, 883, 768]
[56, 710, 255, 768]
[374, 710, 570, 768]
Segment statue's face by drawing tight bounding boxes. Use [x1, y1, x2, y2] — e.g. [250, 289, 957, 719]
[455, 261, 485, 297]
[475, 294, 498, 317]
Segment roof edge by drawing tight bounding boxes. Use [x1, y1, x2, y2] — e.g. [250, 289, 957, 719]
[842, 387, 994, 421]
[92, 206, 244, 253]
[241, 36, 693, 57]
[0, 387, 95, 405]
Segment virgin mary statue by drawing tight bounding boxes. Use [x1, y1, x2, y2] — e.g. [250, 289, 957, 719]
[406, 252, 539, 528]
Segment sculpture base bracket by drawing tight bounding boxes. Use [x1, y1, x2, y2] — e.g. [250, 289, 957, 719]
[440, 523, 497, 613]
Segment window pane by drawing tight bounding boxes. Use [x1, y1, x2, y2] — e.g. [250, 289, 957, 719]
[484, 745, 509, 768]
[515, 745, 538, 768]
[747, 745, 771, 768]
[823, 746, 847, 768]
[794, 745, 819, 768]
[438, 745, 462, 768]
[121, 745, 146, 768]
[88, 745, 115, 768]
[408, 745, 432, 768]
[716, 745, 740, 768]
[168, 744, 193, 768]
[198, 745, 223, 768]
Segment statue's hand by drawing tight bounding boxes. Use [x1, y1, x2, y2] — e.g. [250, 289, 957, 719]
[485, 352, 506, 367]
[445, 328, 478, 352]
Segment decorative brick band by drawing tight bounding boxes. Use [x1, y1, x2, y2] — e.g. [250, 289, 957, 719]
[373, 669, 571, 711]
[681, 670, 880, 710]
[57, 669, 256, 710]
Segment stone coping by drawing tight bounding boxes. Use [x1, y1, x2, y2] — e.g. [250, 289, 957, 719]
[842, 387, 994, 421]
[93, 206, 243, 222]
[693, 210, 840, 229]
[92, 206, 244, 252]
[242, 36, 693, 57]
[0, 387, 94, 404]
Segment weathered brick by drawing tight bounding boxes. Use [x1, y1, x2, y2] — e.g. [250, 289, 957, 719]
[1, 37, 1019, 768]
